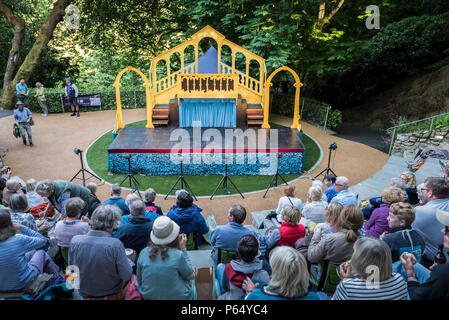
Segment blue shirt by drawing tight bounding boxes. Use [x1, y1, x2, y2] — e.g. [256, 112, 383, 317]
[331, 189, 358, 207]
[113, 217, 153, 256]
[121, 210, 158, 225]
[16, 83, 28, 95]
[103, 197, 129, 215]
[325, 184, 339, 203]
[69, 230, 132, 297]
[0, 226, 48, 292]
[13, 107, 32, 123]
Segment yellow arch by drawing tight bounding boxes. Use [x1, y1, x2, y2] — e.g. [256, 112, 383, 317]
[262, 66, 303, 130]
[113, 66, 153, 131]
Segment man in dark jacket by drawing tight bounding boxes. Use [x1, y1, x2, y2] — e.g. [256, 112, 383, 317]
[113, 198, 153, 257]
[381, 202, 426, 263]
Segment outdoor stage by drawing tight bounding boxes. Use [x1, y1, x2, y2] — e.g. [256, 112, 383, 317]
[107, 125, 305, 175]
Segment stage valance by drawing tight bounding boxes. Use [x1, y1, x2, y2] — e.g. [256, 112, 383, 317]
[179, 98, 236, 128]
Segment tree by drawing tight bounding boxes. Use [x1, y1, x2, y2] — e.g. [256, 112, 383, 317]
[0, 0, 72, 109]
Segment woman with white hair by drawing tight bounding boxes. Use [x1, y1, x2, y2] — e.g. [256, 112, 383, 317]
[2, 178, 24, 206]
[9, 193, 37, 232]
[311, 180, 328, 203]
[34, 82, 48, 116]
[25, 178, 46, 208]
[243, 246, 326, 300]
[68, 204, 132, 299]
[333, 237, 408, 300]
[300, 186, 328, 228]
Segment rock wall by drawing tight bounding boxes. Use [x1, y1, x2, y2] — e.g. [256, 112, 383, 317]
[392, 126, 449, 158]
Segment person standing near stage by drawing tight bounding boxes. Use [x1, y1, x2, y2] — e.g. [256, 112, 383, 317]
[16, 78, 29, 106]
[13, 101, 33, 147]
[65, 77, 79, 117]
[34, 82, 48, 116]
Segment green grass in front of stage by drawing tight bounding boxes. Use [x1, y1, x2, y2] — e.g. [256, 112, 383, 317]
[86, 121, 320, 196]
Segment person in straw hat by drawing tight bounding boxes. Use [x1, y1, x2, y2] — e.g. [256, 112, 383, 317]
[399, 208, 449, 300]
[136, 216, 195, 300]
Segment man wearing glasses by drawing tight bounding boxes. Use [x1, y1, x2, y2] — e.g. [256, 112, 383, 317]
[330, 176, 358, 207]
[411, 177, 449, 268]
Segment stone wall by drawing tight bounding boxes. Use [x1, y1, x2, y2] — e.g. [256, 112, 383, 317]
[392, 126, 449, 158]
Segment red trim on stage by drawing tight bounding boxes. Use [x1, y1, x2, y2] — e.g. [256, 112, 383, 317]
[108, 148, 304, 154]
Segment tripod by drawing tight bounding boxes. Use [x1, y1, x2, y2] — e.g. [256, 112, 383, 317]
[119, 155, 142, 198]
[263, 155, 288, 198]
[210, 157, 244, 200]
[70, 150, 102, 187]
[314, 145, 337, 180]
[165, 160, 197, 201]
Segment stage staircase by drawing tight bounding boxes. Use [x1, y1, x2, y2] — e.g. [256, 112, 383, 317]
[246, 103, 264, 127]
[152, 97, 178, 126]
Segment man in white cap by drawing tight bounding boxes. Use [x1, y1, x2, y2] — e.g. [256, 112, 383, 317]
[400, 208, 449, 300]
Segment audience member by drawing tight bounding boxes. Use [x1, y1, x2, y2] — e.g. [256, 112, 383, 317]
[114, 198, 153, 256]
[381, 202, 426, 263]
[0, 207, 58, 292]
[144, 188, 163, 216]
[301, 186, 328, 227]
[136, 216, 195, 300]
[103, 184, 129, 215]
[401, 171, 419, 205]
[412, 177, 449, 267]
[2, 178, 24, 205]
[399, 208, 449, 299]
[9, 193, 37, 232]
[86, 182, 101, 216]
[311, 180, 329, 202]
[217, 234, 270, 300]
[275, 185, 303, 223]
[243, 246, 326, 300]
[167, 190, 209, 245]
[416, 183, 426, 206]
[54, 197, 90, 248]
[0, 166, 12, 194]
[308, 205, 364, 265]
[314, 202, 344, 238]
[333, 237, 408, 300]
[330, 176, 358, 207]
[25, 178, 46, 209]
[323, 174, 338, 203]
[36, 179, 93, 217]
[264, 205, 305, 250]
[69, 205, 132, 299]
[363, 186, 404, 238]
[121, 193, 157, 224]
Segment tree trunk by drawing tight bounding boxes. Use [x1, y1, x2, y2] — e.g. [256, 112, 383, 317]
[0, 0, 25, 102]
[0, 0, 72, 109]
[316, 0, 344, 32]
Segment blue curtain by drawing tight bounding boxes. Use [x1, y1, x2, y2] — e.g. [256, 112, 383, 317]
[179, 98, 236, 128]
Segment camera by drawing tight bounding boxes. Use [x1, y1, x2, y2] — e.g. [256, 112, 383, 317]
[74, 148, 81, 155]
[329, 143, 337, 150]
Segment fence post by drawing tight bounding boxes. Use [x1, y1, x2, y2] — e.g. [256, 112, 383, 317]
[60, 93, 65, 113]
[430, 116, 435, 131]
[388, 127, 397, 156]
[323, 105, 331, 131]
[134, 90, 137, 108]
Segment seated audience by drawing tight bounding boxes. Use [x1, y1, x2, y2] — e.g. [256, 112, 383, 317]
[324, 174, 338, 203]
[9, 193, 37, 232]
[36, 179, 93, 217]
[114, 198, 153, 256]
[363, 186, 404, 238]
[412, 177, 449, 267]
[69, 205, 132, 299]
[311, 180, 329, 203]
[265, 205, 305, 250]
[217, 234, 270, 300]
[399, 208, 449, 300]
[401, 171, 419, 205]
[330, 176, 358, 207]
[301, 186, 328, 227]
[314, 202, 344, 238]
[275, 185, 303, 223]
[416, 183, 426, 206]
[54, 197, 90, 248]
[86, 182, 101, 216]
[2, 178, 24, 205]
[103, 184, 129, 215]
[0, 207, 59, 292]
[136, 216, 195, 300]
[25, 179, 46, 209]
[333, 237, 408, 300]
[167, 190, 209, 243]
[243, 246, 326, 300]
[144, 188, 163, 216]
[308, 205, 364, 265]
[0, 166, 12, 192]
[381, 202, 426, 263]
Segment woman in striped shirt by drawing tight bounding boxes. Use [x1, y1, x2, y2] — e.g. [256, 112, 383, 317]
[332, 237, 408, 300]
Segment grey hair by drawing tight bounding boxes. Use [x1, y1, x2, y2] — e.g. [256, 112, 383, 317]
[125, 193, 139, 207]
[229, 204, 247, 224]
[144, 188, 156, 203]
[351, 237, 393, 282]
[35, 180, 55, 196]
[336, 176, 350, 189]
[9, 193, 29, 213]
[111, 184, 122, 195]
[390, 178, 406, 190]
[35, 82, 43, 87]
[268, 246, 309, 298]
[417, 183, 425, 195]
[25, 179, 37, 193]
[312, 180, 324, 190]
[86, 182, 97, 195]
[89, 205, 122, 231]
[308, 186, 322, 202]
[175, 189, 188, 199]
[5, 178, 21, 192]
[129, 198, 146, 217]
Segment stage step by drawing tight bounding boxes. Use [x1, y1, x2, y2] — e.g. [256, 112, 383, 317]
[247, 119, 264, 125]
[153, 109, 169, 114]
[247, 115, 264, 120]
[153, 104, 170, 126]
[152, 115, 169, 120]
[152, 119, 169, 126]
[154, 104, 169, 109]
[246, 104, 264, 126]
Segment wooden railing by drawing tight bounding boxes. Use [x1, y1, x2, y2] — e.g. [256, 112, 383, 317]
[177, 74, 239, 98]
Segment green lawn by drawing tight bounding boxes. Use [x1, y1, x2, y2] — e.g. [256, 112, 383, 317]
[86, 121, 321, 196]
